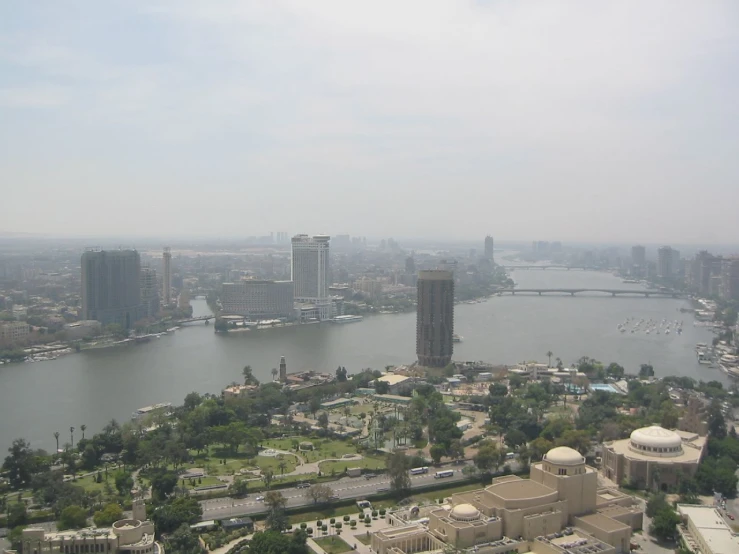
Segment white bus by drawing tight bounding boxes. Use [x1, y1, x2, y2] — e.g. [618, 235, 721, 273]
[434, 470, 454, 479]
[410, 467, 429, 475]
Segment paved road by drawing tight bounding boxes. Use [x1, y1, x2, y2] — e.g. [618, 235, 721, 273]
[200, 466, 471, 519]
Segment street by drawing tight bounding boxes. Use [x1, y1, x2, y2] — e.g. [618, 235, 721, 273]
[200, 466, 472, 519]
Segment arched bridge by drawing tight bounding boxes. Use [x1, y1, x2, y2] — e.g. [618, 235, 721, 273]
[500, 265, 591, 271]
[177, 315, 214, 324]
[497, 288, 682, 297]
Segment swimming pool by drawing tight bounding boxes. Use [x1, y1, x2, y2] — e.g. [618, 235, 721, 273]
[589, 383, 621, 393]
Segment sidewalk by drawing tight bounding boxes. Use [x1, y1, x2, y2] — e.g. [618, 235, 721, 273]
[208, 512, 393, 554]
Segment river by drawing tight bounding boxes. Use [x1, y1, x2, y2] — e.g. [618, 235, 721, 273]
[0, 269, 723, 453]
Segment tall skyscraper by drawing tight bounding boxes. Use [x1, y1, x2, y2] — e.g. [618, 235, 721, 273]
[279, 356, 287, 382]
[291, 234, 331, 320]
[657, 246, 674, 279]
[81, 249, 142, 328]
[484, 235, 495, 262]
[140, 266, 160, 318]
[416, 270, 454, 368]
[631, 245, 646, 267]
[162, 247, 172, 305]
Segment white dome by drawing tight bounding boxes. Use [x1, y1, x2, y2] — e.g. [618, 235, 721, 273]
[630, 426, 682, 450]
[543, 446, 584, 466]
[450, 503, 480, 521]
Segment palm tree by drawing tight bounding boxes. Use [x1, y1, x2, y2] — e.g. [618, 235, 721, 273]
[546, 351, 553, 368]
[278, 460, 287, 475]
[70, 426, 75, 448]
[271, 367, 278, 381]
[80, 425, 87, 441]
[53, 432, 60, 453]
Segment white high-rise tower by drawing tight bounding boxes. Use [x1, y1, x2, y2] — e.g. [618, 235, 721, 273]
[162, 247, 172, 305]
[291, 234, 331, 320]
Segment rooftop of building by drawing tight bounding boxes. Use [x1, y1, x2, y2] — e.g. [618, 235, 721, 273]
[677, 504, 739, 554]
[484, 477, 557, 503]
[575, 513, 630, 533]
[377, 373, 411, 385]
[605, 427, 705, 463]
[544, 446, 585, 466]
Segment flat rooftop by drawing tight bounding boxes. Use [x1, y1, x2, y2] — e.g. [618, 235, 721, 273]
[576, 513, 630, 532]
[677, 505, 739, 554]
[486, 478, 556, 501]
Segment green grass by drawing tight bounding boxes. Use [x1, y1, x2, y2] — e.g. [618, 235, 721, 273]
[354, 533, 372, 545]
[261, 438, 360, 462]
[313, 536, 353, 554]
[318, 456, 386, 475]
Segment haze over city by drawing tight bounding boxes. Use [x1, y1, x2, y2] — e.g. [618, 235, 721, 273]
[2, 1, 738, 242]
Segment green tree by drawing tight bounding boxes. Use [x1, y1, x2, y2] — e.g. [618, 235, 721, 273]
[150, 497, 203, 535]
[264, 491, 288, 531]
[114, 472, 133, 496]
[317, 412, 330, 433]
[81, 444, 98, 471]
[649, 506, 680, 541]
[386, 450, 411, 497]
[606, 363, 625, 379]
[473, 441, 499, 474]
[707, 401, 727, 439]
[262, 468, 274, 489]
[639, 364, 655, 378]
[429, 444, 446, 465]
[58, 505, 88, 530]
[93, 503, 123, 527]
[309, 397, 322, 418]
[504, 429, 528, 451]
[3, 438, 40, 489]
[546, 351, 553, 367]
[231, 479, 249, 498]
[164, 524, 204, 554]
[7, 503, 28, 528]
[150, 470, 179, 501]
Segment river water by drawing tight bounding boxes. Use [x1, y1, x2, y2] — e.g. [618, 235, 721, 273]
[0, 269, 724, 453]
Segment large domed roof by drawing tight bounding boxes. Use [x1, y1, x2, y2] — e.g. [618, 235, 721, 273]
[543, 446, 584, 466]
[630, 426, 682, 450]
[450, 503, 480, 521]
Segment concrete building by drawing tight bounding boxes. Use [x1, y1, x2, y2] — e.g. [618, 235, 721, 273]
[0, 321, 30, 343]
[139, 267, 160, 319]
[485, 235, 495, 262]
[279, 355, 287, 382]
[376, 373, 417, 395]
[416, 270, 454, 368]
[162, 247, 172, 305]
[601, 425, 706, 491]
[14, 500, 157, 554]
[353, 277, 383, 299]
[657, 246, 674, 279]
[372, 446, 642, 554]
[221, 280, 294, 319]
[291, 234, 331, 320]
[720, 258, 739, 301]
[630, 245, 646, 277]
[81, 249, 143, 329]
[677, 504, 739, 554]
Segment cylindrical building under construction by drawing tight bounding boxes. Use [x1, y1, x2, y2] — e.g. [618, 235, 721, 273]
[416, 270, 454, 367]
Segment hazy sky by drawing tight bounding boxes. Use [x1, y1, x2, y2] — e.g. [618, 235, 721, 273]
[1, 1, 738, 243]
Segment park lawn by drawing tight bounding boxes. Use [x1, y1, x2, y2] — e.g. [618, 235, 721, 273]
[289, 504, 364, 525]
[261, 438, 359, 461]
[181, 475, 222, 490]
[313, 536, 353, 554]
[318, 456, 385, 475]
[352, 533, 372, 545]
[74, 473, 110, 493]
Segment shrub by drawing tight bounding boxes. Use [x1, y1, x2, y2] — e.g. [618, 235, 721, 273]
[307, 527, 313, 534]
[335, 523, 342, 529]
[300, 523, 307, 529]
[371, 510, 378, 517]
[350, 520, 356, 526]
[344, 515, 350, 522]
[379, 509, 386, 516]
[330, 518, 336, 524]
[317, 520, 323, 527]
[322, 525, 328, 532]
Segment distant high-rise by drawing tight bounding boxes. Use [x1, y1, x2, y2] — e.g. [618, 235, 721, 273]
[291, 234, 331, 320]
[140, 266, 160, 318]
[657, 246, 674, 279]
[631, 245, 646, 267]
[484, 236, 494, 262]
[405, 256, 416, 274]
[81, 249, 142, 328]
[279, 356, 287, 382]
[162, 247, 172, 305]
[416, 270, 454, 368]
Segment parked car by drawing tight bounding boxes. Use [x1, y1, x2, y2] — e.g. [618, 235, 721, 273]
[296, 482, 311, 489]
[255, 496, 264, 502]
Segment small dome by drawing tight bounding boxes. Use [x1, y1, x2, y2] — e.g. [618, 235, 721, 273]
[450, 503, 480, 521]
[543, 446, 584, 466]
[630, 426, 682, 450]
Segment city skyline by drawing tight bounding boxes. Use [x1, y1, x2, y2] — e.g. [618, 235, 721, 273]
[2, 2, 738, 243]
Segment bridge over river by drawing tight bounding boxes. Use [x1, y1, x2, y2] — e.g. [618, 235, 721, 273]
[498, 288, 682, 297]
